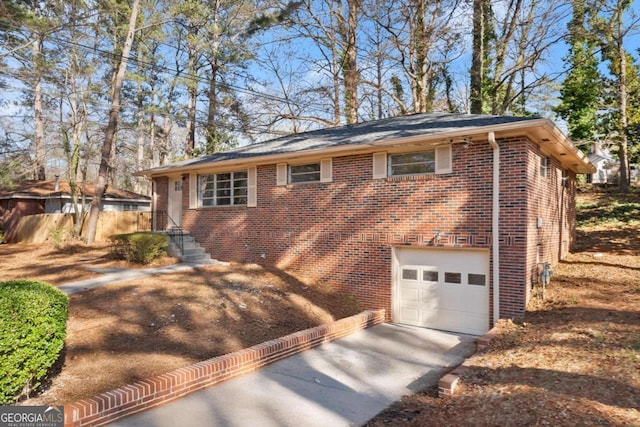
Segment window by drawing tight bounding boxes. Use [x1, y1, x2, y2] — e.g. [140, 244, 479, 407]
[444, 272, 462, 284]
[377, 146, 451, 178]
[468, 274, 486, 286]
[174, 181, 182, 191]
[199, 171, 248, 207]
[423, 270, 438, 282]
[402, 268, 418, 281]
[277, 159, 332, 185]
[389, 151, 435, 176]
[123, 203, 138, 211]
[290, 163, 321, 183]
[540, 156, 549, 178]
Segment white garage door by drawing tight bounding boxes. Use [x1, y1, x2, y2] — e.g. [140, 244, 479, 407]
[393, 247, 489, 335]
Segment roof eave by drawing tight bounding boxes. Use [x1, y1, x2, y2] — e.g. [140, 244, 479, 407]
[534, 120, 596, 174]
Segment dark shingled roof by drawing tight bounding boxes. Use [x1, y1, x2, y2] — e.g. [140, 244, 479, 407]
[143, 113, 541, 173]
[0, 180, 150, 200]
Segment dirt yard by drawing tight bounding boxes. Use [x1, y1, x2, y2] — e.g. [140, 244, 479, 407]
[365, 189, 640, 426]
[1, 244, 360, 405]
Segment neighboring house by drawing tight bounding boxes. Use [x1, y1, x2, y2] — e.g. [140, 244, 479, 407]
[588, 145, 618, 184]
[587, 144, 639, 184]
[137, 113, 594, 335]
[0, 179, 151, 241]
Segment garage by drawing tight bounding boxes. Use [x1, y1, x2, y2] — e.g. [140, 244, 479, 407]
[393, 247, 490, 335]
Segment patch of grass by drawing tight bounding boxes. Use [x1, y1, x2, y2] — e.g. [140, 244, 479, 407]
[577, 200, 640, 228]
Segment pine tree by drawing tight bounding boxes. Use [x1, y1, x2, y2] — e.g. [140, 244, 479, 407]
[554, 0, 602, 151]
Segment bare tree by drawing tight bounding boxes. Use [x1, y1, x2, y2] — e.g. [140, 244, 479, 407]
[338, 0, 360, 123]
[483, 0, 569, 115]
[470, 0, 491, 114]
[85, 0, 141, 244]
[288, 0, 363, 125]
[372, 0, 465, 114]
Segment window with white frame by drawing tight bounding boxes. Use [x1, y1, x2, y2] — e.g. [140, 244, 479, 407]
[373, 146, 452, 179]
[290, 163, 321, 183]
[276, 159, 332, 185]
[540, 156, 549, 178]
[389, 150, 436, 176]
[199, 171, 248, 206]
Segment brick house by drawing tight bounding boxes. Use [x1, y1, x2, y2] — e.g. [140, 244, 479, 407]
[0, 180, 150, 243]
[138, 113, 594, 335]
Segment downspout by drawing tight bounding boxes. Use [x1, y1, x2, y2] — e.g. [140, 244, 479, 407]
[488, 131, 500, 325]
[151, 179, 157, 231]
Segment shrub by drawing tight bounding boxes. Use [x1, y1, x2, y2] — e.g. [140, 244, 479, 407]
[48, 225, 68, 248]
[110, 232, 169, 264]
[0, 280, 68, 404]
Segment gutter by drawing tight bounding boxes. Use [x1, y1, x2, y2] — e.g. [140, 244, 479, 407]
[488, 131, 500, 326]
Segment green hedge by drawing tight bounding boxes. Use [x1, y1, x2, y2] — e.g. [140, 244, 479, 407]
[110, 232, 169, 264]
[0, 280, 68, 404]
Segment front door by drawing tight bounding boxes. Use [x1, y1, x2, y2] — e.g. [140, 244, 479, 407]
[167, 177, 183, 229]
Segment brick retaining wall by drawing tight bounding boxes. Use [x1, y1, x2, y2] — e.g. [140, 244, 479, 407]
[63, 309, 385, 427]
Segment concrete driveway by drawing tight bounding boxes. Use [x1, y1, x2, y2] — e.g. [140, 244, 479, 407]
[109, 323, 476, 427]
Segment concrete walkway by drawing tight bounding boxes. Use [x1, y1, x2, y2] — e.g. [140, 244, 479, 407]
[108, 324, 477, 427]
[58, 261, 225, 295]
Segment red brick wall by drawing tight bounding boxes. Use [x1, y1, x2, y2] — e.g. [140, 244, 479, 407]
[154, 177, 169, 230]
[524, 141, 576, 304]
[155, 136, 577, 324]
[495, 138, 529, 320]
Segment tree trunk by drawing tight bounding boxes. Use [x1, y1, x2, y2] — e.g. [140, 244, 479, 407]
[66, 65, 86, 238]
[343, 0, 359, 124]
[470, 0, 484, 114]
[330, 6, 341, 126]
[616, 53, 630, 193]
[206, 3, 221, 152]
[490, 0, 523, 114]
[135, 82, 146, 194]
[185, 45, 198, 157]
[206, 62, 219, 153]
[33, 34, 46, 180]
[85, 0, 140, 244]
[413, 0, 427, 113]
[615, 9, 630, 193]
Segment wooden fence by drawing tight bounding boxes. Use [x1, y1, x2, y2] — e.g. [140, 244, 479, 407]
[8, 211, 151, 244]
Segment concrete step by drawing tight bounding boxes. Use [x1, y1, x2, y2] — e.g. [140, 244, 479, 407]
[182, 247, 205, 257]
[163, 230, 216, 265]
[184, 254, 216, 264]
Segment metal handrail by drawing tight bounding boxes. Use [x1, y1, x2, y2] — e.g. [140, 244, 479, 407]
[153, 210, 184, 254]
